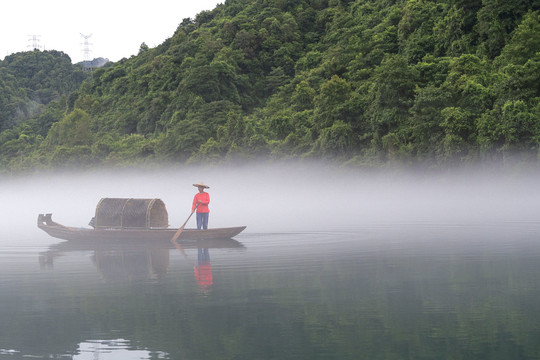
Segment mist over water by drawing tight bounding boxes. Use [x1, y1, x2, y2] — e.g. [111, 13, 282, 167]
[2, 162, 540, 359]
[2, 162, 540, 240]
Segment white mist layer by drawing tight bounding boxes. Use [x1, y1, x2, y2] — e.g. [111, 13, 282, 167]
[1, 163, 540, 240]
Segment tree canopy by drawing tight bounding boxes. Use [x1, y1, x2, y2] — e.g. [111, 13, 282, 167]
[1, 0, 539, 172]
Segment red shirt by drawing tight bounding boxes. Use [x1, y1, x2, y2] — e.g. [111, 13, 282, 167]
[192, 192, 210, 213]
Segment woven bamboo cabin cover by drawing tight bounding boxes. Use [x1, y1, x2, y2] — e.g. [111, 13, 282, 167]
[94, 198, 169, 229]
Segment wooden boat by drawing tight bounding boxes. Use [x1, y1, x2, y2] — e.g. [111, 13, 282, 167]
[37, 197, 246, 242]
[38, 213, 246, 242]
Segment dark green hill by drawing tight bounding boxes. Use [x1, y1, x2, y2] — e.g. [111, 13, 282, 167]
[1, 0, 539, 172]
[0, 50, 86, 131]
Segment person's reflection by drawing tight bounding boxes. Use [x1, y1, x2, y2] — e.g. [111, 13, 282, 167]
[194, 248, 213, 293]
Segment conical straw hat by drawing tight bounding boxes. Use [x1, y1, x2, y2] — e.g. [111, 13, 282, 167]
[193, 182, 209, 189]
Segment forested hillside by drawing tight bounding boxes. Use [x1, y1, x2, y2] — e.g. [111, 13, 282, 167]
[0, 50, 86, 131]
[1, 0, 539, 172]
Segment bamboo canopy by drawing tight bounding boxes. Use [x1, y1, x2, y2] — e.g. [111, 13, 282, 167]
[94, 198, 169, 229]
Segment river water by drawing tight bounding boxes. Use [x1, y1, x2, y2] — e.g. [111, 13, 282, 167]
[1, 165, 540, 359]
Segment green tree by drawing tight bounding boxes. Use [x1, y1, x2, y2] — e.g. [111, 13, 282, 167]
[366, 54, 416, 140]
[496, 11, 540, 66]
[312, 120, 357, 157]
[45, 109, 94, 147]
[438, 106, 475, 162]
[291, 80, 317, 111]
[477, 100, 540, 155]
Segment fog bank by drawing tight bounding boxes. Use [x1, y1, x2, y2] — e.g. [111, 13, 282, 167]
[1, 163, 540, 240]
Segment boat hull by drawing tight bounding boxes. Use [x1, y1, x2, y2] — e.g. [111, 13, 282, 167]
[38, 214, 246, 242]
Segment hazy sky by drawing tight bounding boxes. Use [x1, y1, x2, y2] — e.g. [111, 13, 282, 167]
[1, 0, 222, 63]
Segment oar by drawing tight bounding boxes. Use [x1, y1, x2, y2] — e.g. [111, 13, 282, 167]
[171, 202, 199, 244]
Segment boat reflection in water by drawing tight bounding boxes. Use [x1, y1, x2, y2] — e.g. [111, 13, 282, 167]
[39, 237, 245, 286]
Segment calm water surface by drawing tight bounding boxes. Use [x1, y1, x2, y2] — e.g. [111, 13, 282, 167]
[1, 222, 539, 360]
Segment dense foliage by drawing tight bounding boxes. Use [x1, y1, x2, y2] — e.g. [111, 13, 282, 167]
[0, 50, 88, 171]
[0, 50, 86, 130]
[1, 0, 539, 172]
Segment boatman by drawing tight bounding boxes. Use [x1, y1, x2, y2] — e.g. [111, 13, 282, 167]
[192, 182, 210, 230]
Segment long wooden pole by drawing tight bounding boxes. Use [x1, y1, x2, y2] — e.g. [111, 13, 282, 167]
[170, 202, 199, 244]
